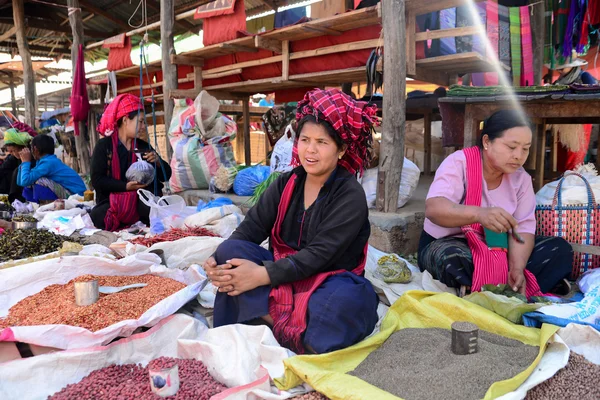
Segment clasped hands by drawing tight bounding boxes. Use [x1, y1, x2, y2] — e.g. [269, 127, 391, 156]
[202, 256, 270, 296]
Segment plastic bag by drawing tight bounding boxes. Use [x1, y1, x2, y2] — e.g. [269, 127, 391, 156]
[270, 125, 295, 173]
[233, 165, 271, 196]
[126, 159, 155, 186]
[374, 254, 412, 283]
[138, 189, 195, 234]
[361, 158, 420, 208]
[535, 164, 600, 205]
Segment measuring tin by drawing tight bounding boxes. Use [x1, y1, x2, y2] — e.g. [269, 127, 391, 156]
[149, 364, 180, 397]
[451, 321, 479, 355]
[74, 280, 99, 306]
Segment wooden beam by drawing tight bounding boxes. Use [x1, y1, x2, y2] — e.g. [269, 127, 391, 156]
[169, 88, 201, 99]
[377, 0, 406, 213]
[219, 43, 259, 53]
[79, 0, 130, 30]
[0, 26, 17, 42]
[260, 0, 278, 11]
[534, 121, 547, 192]
[243, 99, 251, 165]
[282, 40, 290, 81]
[12, 0, 37, 128]
[255, 36, 282, 53]
[423, 111, 432, 175]
[0, 41, 71, 55]
[8, 72, 17, 115]
[407, 10, 416, 75]
[202, 68, 242, 80]
[193, 65, 202, 91]
[170, 54, 204, 67]
[414, 25, 484, 41]
[68, 0, 91, 175]
[571, 243, 600, 256]
[162, 0, 177, 160]
[301, 25, 342, 36]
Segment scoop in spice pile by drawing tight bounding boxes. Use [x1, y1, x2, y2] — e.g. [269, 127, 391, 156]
[0, 274, 185, 331]
[375, 254, 412, 283]
[49, 356, 228, 400]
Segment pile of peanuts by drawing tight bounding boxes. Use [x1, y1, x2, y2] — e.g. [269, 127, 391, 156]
[49, 357, 228, 399]
[292, 392, 330, 400]
[0, 275, 185, 331]
[525, 352, 600, 400]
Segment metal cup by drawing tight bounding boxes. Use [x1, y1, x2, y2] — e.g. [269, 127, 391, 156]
[451, 321, 479, 355]
[74, 280, 99, 306]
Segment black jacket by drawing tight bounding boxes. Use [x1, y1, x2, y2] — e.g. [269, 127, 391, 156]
[91, 137, 172, 206]
[229, 166, 370, 287]
[0, 155, 20, 195]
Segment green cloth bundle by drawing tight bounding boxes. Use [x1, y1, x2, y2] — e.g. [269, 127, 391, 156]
[3, 128, 32, 146]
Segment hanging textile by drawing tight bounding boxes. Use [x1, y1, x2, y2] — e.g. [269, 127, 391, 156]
[485, 1, 500, 86]
[70, 44, 89, 137]
[510, 7, 522, 86]
[563, 0, 581, 57]
[520, 6, 534, 86]
[246, 14, 275, 34]
[590, 0, 600, 24]
[576, 0, 589, 53]
[499, 5, 512, 70]
[556, 0, 571, 64]
[274, 7, 307, 28]
[194, 0, 235, 18]
[471, 2, 489, 86]
[416, 13, 441, 58]
[456, 6, 475, 54]
[105, 36, 134, 72]
[439, 8, 457, 56]
[201, 0, 247, 46]
[545, 0, 556, 68]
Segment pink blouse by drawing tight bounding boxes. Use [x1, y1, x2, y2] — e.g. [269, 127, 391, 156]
[424, 150, 537, 239]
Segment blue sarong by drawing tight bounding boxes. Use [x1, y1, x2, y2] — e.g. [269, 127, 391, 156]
[213, 239, 379, 354]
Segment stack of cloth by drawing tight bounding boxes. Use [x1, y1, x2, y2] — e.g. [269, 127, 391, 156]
[447, 84, 571, 97]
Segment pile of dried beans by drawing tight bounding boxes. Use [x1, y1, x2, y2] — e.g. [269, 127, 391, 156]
[130, 227, 219, 248]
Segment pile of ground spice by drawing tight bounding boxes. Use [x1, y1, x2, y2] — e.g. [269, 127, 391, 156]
[525, 352, 600, 400]
[292, 392, 329, 400]
[0, 274, 185, 331]
[350, 328, 539, 400]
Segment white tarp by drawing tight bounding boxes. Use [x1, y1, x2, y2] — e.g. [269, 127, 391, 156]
[0, 253, 207, 349]
[0, 314, 307, 400]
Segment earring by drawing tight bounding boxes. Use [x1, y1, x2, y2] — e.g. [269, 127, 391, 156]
[338, 154, 343, 159]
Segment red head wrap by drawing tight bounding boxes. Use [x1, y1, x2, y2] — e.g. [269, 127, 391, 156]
[293, 88, 377, 175]
[97, 94, 143, 179]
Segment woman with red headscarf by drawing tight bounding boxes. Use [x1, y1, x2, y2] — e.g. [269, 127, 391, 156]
[204, 89, 379, 354]
[90, 94, 171, 231]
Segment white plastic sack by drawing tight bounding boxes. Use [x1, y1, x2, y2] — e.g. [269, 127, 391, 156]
[184, 205, 244, 238]
[0, 253, 207, 350]
[361, 158, 420, 209]
[145, 236, 225, 270]
[364, 245, 454, 305]
[557, 323, 600, 364]
[38, 209, 94, 236]
[0, 314, 308, 400]
[578, 268, 600, 293]
[535, 284, 600, 327]
[535, 165, 600, 205]
[138, 189, 195, 233]
[270, 126, 295, 173]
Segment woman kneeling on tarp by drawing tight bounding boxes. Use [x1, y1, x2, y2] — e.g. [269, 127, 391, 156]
[204, 89, 379, 354]
[419, 110, 573, 297]
[18, 135, 86, 202]
[90, 94, 171, 231]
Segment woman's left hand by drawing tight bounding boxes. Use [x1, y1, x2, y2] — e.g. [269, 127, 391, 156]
[508, 268, 527, 295]
[210, 258, 271, 296]
[143, 151, 158, 164]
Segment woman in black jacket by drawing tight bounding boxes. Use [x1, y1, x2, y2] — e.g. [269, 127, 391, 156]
[204, 89, 379, 354]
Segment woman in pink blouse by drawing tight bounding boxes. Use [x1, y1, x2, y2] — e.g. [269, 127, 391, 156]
[419, 110, 573, 296]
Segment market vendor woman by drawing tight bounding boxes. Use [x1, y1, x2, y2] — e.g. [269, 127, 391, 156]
[419, 110, 573, 296]
[90, 94, 171, 231]
[204, 89, 379, 354]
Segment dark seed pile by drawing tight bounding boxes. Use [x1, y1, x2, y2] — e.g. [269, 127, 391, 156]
[0, 229, 72, 262]
[525, 352, 600, 400]
[49, 357, 228, 400]
[350, 328, 539, 400]
[292, 392, 330, 399]
[12, 215, 38, 222]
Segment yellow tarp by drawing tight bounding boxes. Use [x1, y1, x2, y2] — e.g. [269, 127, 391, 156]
[276, 291, 558, 400]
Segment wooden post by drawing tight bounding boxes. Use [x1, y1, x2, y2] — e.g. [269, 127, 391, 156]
[243, 99, 251, 166]
[8, 72, 17, 115]
[161, 0, 177, 160]
[424, 111, 432, 175]
[531, 1, 545, 85]
[68, 0, 91, 175]
[534, 121, 547, 191]
[376, 0, 406, 212]
[12, 0, 37, 127]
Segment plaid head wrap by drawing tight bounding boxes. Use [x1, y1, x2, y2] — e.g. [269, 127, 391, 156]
[293, 88, 377, 175]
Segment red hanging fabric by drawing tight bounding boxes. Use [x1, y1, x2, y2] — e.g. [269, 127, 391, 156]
[201, 0, 247, 46]
[106, 36, 134, 72]
[70, 44, 89, 137]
